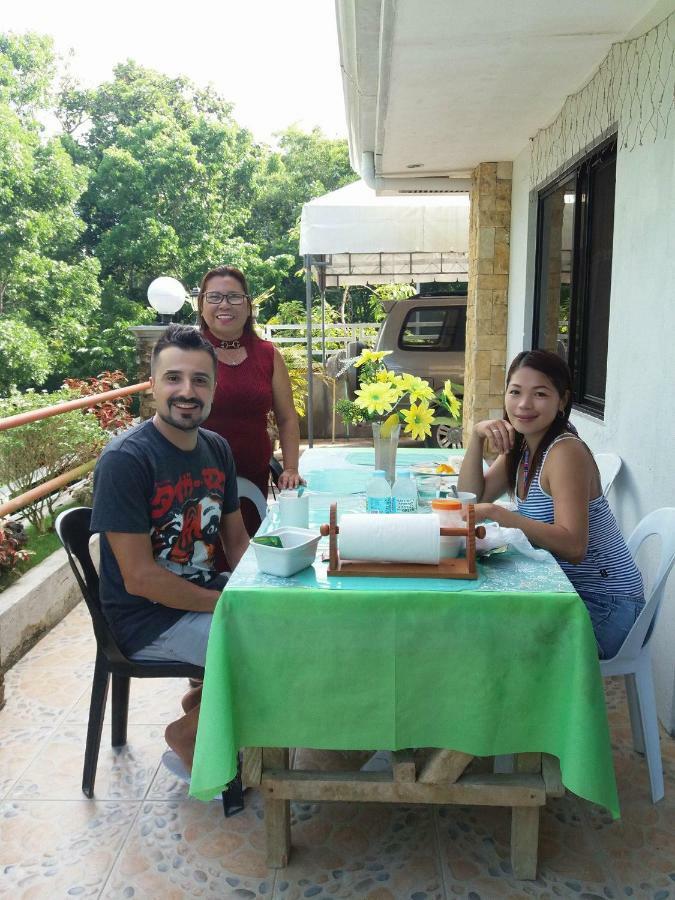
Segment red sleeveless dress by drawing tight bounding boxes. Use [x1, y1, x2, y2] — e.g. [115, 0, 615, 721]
[202, 328, 275, 536]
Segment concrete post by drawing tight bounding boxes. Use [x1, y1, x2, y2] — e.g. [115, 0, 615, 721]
[129, 325, 167, 420]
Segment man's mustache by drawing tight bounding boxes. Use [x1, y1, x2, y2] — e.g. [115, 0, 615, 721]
[168, 397, 204, 409]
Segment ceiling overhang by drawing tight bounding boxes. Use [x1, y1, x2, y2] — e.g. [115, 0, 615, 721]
[335, 0, 660, 192]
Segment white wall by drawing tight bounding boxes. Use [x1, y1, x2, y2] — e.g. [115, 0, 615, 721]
[506, 135, 675, 732]
[506, 146, 535, 364]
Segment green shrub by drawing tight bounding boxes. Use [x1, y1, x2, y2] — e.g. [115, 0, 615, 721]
[0, 388, 110, 533]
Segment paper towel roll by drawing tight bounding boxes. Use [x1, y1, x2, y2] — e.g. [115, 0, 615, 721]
[339, 513, 440, 564]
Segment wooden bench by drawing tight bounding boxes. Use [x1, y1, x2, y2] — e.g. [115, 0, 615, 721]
[242, 746, 565, 879]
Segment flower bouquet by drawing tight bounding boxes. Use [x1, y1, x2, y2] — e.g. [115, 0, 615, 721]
[335, 350, 462, 480]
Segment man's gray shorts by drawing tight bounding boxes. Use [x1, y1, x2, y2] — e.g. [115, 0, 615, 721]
[130, 612, 213, 667]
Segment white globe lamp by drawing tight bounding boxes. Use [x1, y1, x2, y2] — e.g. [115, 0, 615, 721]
[147, 276, 187, 323]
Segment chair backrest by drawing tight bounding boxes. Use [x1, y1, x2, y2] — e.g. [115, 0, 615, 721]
[236, 476, 268, 524]
[612, 507, 675, 659]
[54, 506, 130, 665]
[593, 452, 622, 498]
[269, 456, 283, 488]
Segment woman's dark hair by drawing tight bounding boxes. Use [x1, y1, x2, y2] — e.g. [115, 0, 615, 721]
[504, 349, 575, 496]
[150, 323, 217, 375]
[197, 265, 257, 337]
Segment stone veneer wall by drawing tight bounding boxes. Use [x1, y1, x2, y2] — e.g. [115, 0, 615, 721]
[463, 162, 512, 445]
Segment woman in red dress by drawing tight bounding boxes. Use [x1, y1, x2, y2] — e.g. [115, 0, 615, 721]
[196, 265, 302, 535]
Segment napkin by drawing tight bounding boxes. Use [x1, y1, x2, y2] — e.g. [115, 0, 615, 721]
[476, 523, 550, 560]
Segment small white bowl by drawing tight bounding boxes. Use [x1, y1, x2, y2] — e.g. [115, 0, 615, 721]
[251, 527, 321, 577]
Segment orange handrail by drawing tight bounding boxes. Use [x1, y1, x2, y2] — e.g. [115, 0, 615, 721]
[0, 460, 97, 519]
[0, 381, 151, 432]
[0, 380, 153, 519]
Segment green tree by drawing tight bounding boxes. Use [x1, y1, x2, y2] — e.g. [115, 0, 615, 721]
[0, 320, 51, 394]
[0, 33, 100, 393]
[60, 62, 264, 297]
[245, 126, 357, 315]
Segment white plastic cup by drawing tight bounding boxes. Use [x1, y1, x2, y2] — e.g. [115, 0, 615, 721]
[455, 491, 477, 508]
[278, 490, 310, 528]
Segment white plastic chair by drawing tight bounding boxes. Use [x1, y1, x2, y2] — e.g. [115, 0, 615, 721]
[593, 452, 622, 498]
[600, 507, 675, 803]
[236, 477, 268, 526]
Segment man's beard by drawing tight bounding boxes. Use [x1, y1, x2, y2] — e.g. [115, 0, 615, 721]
[158, 397, 207, 432]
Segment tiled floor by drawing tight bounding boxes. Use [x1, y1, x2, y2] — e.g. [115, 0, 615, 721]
[1, 603, 674, 899]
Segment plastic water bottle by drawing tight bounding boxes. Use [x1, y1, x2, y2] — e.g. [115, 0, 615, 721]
[392, 469, 418, 513]
[366, 469, 392, 514]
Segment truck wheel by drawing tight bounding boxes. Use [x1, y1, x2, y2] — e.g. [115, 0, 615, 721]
[428, 423, 463, 449]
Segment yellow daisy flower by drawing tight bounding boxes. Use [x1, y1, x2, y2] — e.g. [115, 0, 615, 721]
[375, 370, 397, 383]
[404, 376, 436, 404]
[442, 380, 462, 419]
[401, 402, 435, 440]
[354, 382, 398, 416]
[353, 349, 393, 368]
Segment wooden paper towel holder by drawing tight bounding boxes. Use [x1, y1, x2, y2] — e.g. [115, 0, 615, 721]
[320, 502, 486, 579]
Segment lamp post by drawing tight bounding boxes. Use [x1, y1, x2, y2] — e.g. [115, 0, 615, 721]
[146, 276, 188, 323]
[129, 276, 188, 419]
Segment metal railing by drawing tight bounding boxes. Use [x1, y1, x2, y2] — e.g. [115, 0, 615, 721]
[0, 381, 150, 519]
[260, 322, 378, 352]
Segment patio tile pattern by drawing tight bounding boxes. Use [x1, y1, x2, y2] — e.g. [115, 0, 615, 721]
[1, 602, 674, 899]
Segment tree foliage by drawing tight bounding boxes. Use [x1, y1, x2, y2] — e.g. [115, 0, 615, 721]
[0, 31, 359, 395]
[0, 34, 100, 390]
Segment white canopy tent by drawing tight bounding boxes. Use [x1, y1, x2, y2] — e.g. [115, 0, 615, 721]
[300, 179, 470, 285]
[298, 180, 470, 442]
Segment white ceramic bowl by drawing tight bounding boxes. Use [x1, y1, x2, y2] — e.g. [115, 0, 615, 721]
[251, 527, 321, 577]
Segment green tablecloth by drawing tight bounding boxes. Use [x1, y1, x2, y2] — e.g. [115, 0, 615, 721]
[190, 552, 619, 817]
[191, 446, 618, 816]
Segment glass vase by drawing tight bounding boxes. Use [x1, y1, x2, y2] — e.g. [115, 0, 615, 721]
[372, 421, 401, 485]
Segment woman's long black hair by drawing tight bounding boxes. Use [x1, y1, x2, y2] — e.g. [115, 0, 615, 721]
[504, 349, 575, 497]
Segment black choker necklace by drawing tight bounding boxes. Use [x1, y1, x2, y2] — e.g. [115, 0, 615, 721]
[219, 338, 241, 349]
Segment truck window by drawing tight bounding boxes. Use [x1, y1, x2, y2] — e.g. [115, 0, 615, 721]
[399, 306, 466, 352]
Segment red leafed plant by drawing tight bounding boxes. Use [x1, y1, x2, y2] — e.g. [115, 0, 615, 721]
[63, 371, 134, 432]
[0, 519, 31, 575]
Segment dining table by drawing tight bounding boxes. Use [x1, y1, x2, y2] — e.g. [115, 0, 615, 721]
[190, 445, 619, 879]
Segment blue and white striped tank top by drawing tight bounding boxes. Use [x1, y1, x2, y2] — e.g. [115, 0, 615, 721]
[516, 435, 643, 598]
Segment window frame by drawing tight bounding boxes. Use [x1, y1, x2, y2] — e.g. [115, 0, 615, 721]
[533, 135, 617, 418]
[398, 304, 467, 353]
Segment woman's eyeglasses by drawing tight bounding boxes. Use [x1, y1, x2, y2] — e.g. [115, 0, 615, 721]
[203, 291, 249, 306]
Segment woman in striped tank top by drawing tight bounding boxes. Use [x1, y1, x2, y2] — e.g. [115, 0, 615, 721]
[458, 349, 644, 659]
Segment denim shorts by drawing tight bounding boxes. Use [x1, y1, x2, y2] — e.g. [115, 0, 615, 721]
[580, 590, 645, 660]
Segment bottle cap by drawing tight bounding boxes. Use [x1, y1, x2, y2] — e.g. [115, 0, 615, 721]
[431, 498, 462, 510]
[373, 469, 386, 477]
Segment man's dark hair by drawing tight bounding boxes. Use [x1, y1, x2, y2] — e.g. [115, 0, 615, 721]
[150, 323, 217, 375]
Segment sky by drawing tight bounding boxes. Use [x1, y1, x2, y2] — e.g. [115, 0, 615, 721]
[2, 0, 348, 144]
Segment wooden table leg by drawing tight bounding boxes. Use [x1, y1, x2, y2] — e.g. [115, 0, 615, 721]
[262, 747, 291, 868]
[511, 806, 540, 879]
[511, 752, 542, 879]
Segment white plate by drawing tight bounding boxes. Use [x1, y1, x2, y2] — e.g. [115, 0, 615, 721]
[410, 463, 458, 476]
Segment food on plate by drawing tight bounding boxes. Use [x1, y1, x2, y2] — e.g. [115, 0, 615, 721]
[435, 463, 456, 474]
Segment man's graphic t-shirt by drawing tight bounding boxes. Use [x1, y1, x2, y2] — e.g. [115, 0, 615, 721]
[91, 420, 239, 656]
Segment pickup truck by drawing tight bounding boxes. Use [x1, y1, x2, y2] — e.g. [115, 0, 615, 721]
[374, 294, 467, 390]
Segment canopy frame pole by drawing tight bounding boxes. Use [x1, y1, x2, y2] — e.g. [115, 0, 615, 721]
[304, 254, 314, 448]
